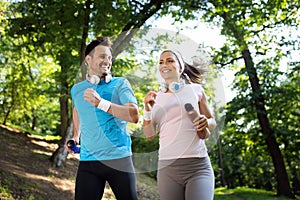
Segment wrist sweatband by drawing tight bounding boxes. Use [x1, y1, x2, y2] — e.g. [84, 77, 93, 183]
[143, 110, 152, 121]
[97, 99, 111, 112]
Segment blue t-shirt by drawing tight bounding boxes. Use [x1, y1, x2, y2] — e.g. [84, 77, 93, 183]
[70, 77, 138, 161]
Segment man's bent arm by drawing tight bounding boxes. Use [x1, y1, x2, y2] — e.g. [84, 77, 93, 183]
[108, 102, 139, 123]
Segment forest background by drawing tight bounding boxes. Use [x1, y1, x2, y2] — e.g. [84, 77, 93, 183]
[0, 0, 299, 199]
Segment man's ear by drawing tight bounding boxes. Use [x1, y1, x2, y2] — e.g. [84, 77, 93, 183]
[85, 55, 91, 66]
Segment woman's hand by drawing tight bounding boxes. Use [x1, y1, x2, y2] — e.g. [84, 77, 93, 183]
[193, 114, 208, 131]
[193, 115, 210, 139]
[144, 91, 157, 111]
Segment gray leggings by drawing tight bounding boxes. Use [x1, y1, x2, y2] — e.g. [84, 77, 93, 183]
[157, 157, 214, 200]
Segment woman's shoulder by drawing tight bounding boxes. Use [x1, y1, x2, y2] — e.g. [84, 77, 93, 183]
[184, 83, 204, 99]
[187, 83, 204, 91]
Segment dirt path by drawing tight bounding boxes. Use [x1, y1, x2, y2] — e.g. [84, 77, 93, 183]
[0, 125, 79, 200]
[0, 125, 159, 200]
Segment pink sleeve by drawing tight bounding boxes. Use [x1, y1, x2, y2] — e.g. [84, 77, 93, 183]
[192, 84, 203, 102]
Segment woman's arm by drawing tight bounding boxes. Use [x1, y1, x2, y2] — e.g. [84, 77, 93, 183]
[142, 91, 157, 140]
[198, 90, 217, 131]
[143, 120, 156, 140]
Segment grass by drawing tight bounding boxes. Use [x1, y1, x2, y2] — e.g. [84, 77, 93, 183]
[214, 187, 300, 200]
[5, 123, 61, 142]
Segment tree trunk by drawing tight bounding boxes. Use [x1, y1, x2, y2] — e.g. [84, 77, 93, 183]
[212, 103, 226, 187]
[242, 49, 294, 198]
[59, 93, 69, 136]
[3, 107, 11, 125]
[31, 108, 37, 131]
[51, 0, 91, 168]
[217, 133, 225, 187]
[80, 0, 92, 80]
[50, 122, 73, 167]
[112, 0, 164, 58]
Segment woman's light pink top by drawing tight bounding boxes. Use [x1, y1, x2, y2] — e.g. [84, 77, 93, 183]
[152, 84, 208, 160]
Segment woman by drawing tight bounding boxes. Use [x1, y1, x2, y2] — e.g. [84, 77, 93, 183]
[143, 49, 217, 200]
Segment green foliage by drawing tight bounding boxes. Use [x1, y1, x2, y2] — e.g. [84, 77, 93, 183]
[1, 0, 84, 136]
[0, 32, 61, 133]
[195, 0, 300, 196]
[132, 130, 159, 178]
[1, 0, 300, 196]
[215, 33, 300, 191]
[0, 181, 12, 199]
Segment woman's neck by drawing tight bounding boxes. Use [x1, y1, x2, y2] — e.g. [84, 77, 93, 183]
[165, 78, 180, 85]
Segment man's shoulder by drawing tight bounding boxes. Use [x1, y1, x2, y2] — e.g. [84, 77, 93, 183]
[71, 80, 89, 92]
[112, 76, 125, 82]
[111, 77, 128, 85]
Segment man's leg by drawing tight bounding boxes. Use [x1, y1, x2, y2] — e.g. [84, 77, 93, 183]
[105, 157, 138, 200]
[75, 161, 106, 200]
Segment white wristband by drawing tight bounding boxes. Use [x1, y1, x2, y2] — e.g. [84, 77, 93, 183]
[143, 110, 152, 121]
[97, 99, 111, 112]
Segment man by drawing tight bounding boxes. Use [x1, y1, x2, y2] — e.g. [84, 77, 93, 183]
[68, 36, 139, 200]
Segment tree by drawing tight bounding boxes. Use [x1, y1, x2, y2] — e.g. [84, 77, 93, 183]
[201, 0, 298, 197]
[6, 0, 85, 137]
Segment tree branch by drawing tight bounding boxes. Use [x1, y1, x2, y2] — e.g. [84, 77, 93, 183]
[214, 56, 243, 67]
[112, 0, 165, 58]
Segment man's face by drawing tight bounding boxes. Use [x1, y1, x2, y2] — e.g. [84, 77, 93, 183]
[86, 45, 112, 77]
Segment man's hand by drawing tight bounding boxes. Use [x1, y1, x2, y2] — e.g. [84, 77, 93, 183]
[84, 88, 101, 107]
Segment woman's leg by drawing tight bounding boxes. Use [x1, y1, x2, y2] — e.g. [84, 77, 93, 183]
[157, 160, 185, 200]
[185, 157, 215, 200]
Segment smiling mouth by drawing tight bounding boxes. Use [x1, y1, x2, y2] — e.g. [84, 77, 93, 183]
[161, 69, 171, 73]
[99, 65, 110, 71]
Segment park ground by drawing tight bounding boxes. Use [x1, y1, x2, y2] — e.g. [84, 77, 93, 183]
[0, 124, 159, 200]
[1, 124, 298, 200]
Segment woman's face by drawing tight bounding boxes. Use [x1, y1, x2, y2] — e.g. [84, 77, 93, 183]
[159, 51, 182, 83]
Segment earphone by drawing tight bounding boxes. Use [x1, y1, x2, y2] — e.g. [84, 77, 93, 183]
[160, 80, 185, 93]
[104, 73, 112, 83]
[86, 73, 112, 84]
[89, 75, 100, 84]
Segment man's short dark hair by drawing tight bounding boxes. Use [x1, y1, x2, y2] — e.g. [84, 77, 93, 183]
[85, 37, 113, 57]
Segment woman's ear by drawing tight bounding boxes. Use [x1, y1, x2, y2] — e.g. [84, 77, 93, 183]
[179, 66, 184, 74]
